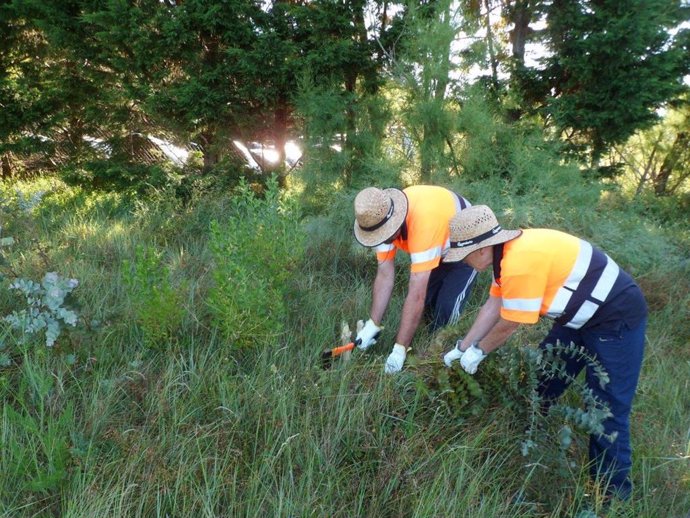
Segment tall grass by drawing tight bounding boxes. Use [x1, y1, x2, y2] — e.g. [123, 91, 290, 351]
[0, 172, 688, 518]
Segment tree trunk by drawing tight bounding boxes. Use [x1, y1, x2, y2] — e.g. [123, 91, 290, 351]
[343, 0, 368, 187]
[419, 0, 453, 183]
[200, 131, 220, 171]
[508, 0, 533, 66]
[1, 154, 12, 179]
[506, 0, 534, 121]
[484, 0, 499, 91]
[273, 103, 289, 188]
[654, 131, 688, 196]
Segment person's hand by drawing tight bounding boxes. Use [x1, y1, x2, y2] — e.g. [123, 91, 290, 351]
[443, 339, 464, 367]
[384, 344, 407, 374]
[355, 318, 382, 351]
[460, 342, 487, 375]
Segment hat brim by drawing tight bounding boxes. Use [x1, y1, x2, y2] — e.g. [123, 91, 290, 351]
[354, 188, 408, 247]
[443, 229, 523, 263]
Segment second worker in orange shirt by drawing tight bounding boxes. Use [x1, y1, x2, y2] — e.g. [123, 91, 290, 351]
[352, 185, 478, 373]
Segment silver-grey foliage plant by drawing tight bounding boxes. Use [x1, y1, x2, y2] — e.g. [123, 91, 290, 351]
[4, 272, 79, 347]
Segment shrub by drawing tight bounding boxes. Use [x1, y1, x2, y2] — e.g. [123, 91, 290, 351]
[207, 176, 304, 348]
[3, 273, 79, 347]
[421, 340, 614, 475]
[61, 160, 183, 194]
[122, 245, 183, 349]
[0, 185, 81, 348]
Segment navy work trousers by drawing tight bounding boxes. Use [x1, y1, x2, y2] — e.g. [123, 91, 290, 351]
[425, 260, 477, 331]
[537, 318, 647, 500]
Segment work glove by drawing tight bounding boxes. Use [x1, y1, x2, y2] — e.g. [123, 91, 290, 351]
[384, 343, 408, 374]
[355, 318, 382, 351]
[443, 339, 464, 367]
[460, 342, 487, 375]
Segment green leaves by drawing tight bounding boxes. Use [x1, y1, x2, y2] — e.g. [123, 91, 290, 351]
[424, 340, 615, 475]
[122, 244, 183, 349]
[3, 399, 74, 497]
[207, 176, 304, 348]
[540, 0, 690, 158]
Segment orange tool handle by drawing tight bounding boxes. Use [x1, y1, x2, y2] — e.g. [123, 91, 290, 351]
[331, 342, 355, 356]
[321, 341, 356, 368]
[329, 342, 355, 357]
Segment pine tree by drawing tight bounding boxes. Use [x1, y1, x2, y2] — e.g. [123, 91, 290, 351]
[541, 0, 690, 160]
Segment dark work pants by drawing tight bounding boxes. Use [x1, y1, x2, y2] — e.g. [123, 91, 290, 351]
[424, 261, 477, 331]
[537, 318, 647, 500]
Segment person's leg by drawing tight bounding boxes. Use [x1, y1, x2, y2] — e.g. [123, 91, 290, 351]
[425, 261, 477, 330]
[536, 323, 587, 404]
[424, 264, 445, 323]
[582, 318, 647, 501]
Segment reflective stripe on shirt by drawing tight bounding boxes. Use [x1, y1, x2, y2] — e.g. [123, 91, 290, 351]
[411, 245, 443, 264]
[546, 239, 620, 329]
[567, 259, 620, 328]
[546, 240, 593, 319]
[376, 243, 395, 253]
[503, 297, 542, 312]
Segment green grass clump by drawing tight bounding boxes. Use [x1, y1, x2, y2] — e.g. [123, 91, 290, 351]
[122, 245, 184, 349]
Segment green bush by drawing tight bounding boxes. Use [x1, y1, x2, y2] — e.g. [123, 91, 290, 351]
[61, 160, 182, 194]
[207, 177, 304, 348]
[421, 340, 615, 479]
[122, 245, 183, 349]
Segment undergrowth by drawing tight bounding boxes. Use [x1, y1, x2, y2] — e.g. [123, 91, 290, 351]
[207, 176, 304, 348]
[0, 173, 687, 518]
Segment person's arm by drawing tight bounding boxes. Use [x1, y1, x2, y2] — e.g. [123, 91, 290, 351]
[395, 270, 431, 347]
[459, 295, 501, 350]
[473, 317, 520, 353]
[459, 295, 519, 353]
[370, 259, 395, 325]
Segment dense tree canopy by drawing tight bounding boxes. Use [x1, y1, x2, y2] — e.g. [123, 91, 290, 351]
[540, 0, 690, 158]
[0, 0, 688, 192]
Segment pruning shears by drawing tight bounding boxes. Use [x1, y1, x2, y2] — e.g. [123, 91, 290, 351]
[321, 320, 385, 369]
[321, 341, 356, 368]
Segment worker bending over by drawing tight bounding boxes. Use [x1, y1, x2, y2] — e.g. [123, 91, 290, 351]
[353, 185, 477, 373]
[443, 205, 647, 501]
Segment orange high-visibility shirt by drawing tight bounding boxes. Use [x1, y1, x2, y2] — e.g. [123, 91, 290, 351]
[375, 185, 467, 273]
[490, 229, 587, 324]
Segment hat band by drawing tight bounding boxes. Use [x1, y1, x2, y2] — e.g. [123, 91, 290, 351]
[360, 200, 395, 232]
[450, 224, 502, 248]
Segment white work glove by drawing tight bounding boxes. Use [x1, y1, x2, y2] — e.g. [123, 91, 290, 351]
[384, 344, 408, 374]
[355, 318, 382, 351]
[460, 342, 487, 375]
[443, 339, 464, 367]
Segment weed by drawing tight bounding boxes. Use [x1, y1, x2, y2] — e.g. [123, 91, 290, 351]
[122, 245, 183, 349]
[3, 273, 79, 348]
[420, 341, 614, 478]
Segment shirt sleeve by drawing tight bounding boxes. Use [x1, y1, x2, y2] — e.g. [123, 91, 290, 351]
[375, 243, 397, 263]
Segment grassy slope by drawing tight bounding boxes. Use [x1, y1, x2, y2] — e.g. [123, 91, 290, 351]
[0, 177, 688, 518]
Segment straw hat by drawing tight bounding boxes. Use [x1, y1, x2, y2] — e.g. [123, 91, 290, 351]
[444, 205, 522, 262]
[353, 187, 408, 247]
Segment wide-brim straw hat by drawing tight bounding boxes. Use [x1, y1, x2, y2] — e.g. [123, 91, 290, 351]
[444, 205, 522, 262]
[353, 187, 408, 247]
